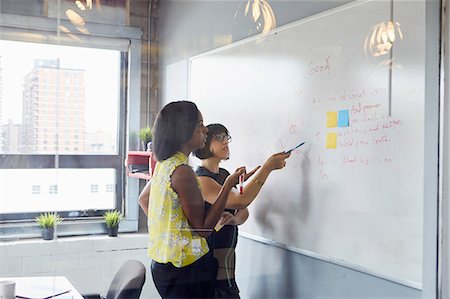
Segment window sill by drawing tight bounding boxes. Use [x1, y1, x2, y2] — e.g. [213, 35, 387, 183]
[0, 232, 148, 255]
[0, 219, 139, 241]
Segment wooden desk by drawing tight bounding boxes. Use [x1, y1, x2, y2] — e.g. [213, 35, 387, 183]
[0, 276, 83, 299]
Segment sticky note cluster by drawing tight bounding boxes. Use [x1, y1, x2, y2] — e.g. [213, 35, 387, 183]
[326, 109, 349, 149]
[327, 110, 349, 128]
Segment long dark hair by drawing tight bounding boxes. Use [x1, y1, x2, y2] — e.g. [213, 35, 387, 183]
[153, 101, 199, 161]
[193, 123, 229, 160]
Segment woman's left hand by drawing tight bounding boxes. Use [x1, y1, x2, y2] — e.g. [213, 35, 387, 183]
[219, 211, 240, 226]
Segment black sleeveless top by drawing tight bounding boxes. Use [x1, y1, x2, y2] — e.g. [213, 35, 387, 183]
[195, 166, 239, 250]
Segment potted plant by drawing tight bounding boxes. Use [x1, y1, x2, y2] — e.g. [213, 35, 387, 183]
[35, 212, 63, 240]
[104, 210, 124, 237]
[139, 127, 153, 151]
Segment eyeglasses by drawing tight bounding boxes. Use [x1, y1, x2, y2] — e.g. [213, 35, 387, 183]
[213, 134, 232, 143]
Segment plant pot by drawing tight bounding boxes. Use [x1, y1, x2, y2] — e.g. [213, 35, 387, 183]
[146, 141, 152, 152]
[108, 226, 118, 237]
[42, 228, 54, 240]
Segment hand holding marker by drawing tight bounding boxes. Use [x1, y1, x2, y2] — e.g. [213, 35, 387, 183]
[285, 141, 305, 154]
[239, 141, 304, 196]
[214, 142, 303, 232]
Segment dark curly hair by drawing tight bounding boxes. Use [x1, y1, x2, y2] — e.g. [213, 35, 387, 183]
[152, 101, 200, 161]
[193, 123, 229, 160]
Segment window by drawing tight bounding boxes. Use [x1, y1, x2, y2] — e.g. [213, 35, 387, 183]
[31, 185, 41, 195]
[106, 184, 114, 193]
[49, 185, 58, 195]
[0, 13, 142, 238]
[90, 184, 99, 193]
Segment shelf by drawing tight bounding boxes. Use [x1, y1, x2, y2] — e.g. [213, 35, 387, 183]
[125, 151, 156, 180]
[128, 172, 151, 180]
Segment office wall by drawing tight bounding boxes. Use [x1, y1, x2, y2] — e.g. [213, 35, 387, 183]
[159, 1, 424, 298]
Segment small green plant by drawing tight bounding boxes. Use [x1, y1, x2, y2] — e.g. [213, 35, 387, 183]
[104, 210, 124, 228]
[35, 212, 63, 229]
[139, 127, 153, 144]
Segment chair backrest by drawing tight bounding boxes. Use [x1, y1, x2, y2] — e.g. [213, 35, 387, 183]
[106, 260, 146, 299]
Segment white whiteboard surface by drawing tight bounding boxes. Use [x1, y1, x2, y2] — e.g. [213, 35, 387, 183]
[189, 0, 425, 286]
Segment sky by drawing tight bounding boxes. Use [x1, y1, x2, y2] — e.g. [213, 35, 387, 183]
[0, 40, 120, 133]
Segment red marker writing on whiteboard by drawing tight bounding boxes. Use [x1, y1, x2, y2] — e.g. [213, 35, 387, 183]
[239, 174, 244, 194]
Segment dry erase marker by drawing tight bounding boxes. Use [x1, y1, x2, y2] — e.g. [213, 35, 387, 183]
[239, 174, 244, 194]
[214, 220, 224, 232]
[285, 141, 305, 153]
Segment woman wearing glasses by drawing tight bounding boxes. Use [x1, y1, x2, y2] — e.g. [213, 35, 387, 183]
[193, 123, 290, 299]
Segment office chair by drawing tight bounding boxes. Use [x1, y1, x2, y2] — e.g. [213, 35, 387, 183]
[83, 259, 146, 299]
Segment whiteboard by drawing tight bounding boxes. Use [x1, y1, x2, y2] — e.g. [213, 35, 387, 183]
[189, 0, 425, 285]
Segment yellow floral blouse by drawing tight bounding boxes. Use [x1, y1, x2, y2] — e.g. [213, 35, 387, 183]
[147, 151, 209, 267]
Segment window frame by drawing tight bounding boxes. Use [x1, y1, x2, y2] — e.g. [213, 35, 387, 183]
[0, 13, 142, 239]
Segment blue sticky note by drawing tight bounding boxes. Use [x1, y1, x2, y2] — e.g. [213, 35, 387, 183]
[338, 110, 349, 127]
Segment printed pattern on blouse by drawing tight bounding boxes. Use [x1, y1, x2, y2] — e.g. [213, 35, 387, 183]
[147, 151, 209, 267]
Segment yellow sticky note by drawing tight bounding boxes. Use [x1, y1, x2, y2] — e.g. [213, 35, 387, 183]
[326, 132, 337, 149]
[326, 111, 338, 128]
